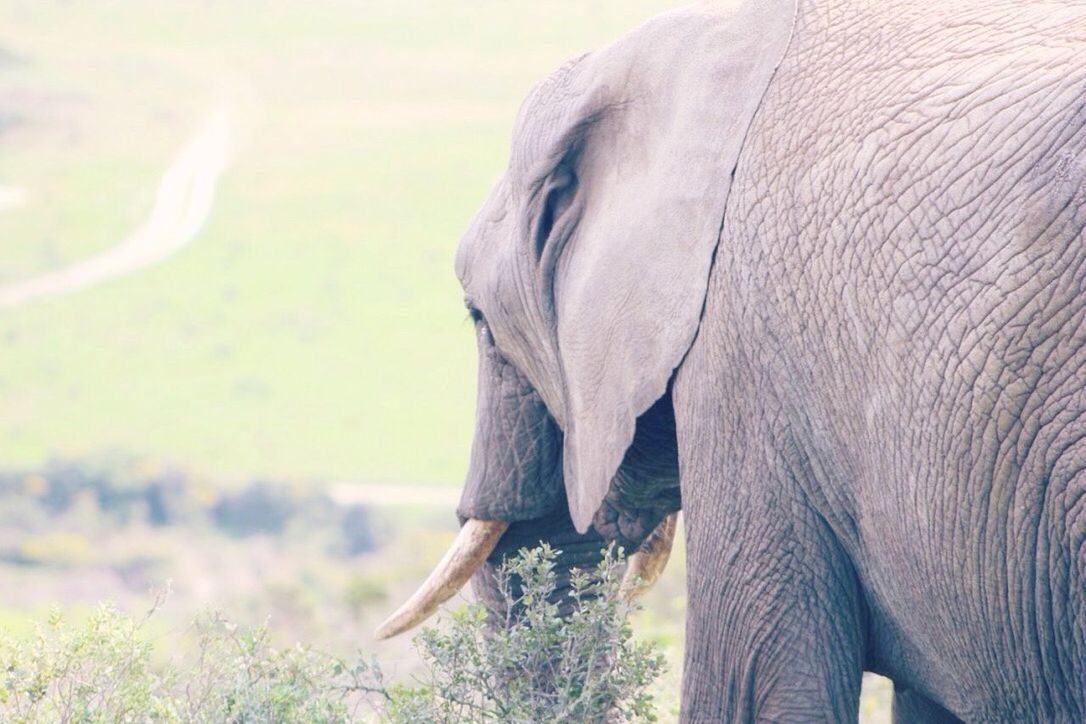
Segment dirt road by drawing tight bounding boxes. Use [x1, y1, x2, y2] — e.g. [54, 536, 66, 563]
[0, 109, 231, 309]
[327, 482, 460, 508]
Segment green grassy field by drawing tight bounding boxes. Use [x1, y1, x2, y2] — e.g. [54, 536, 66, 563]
[0, 0, 677, 485]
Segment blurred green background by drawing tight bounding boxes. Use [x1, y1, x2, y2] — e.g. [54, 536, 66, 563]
[0, 0, 684, 485]
[0, 2, 891, 719]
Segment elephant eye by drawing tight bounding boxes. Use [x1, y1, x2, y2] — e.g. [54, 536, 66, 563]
[468, 307, 490, 341]
[533, 170, 576, 259]
[464, 299, 484, 325]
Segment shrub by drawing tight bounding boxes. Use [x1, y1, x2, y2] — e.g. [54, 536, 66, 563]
[0, 604, 172, 722]
[384, 544, 665, 723]
[211, 482, 295, 536]
[179, 613, 359, 723]
[343, 575, 388, 619]
[0, 547, 664, 723]
[15, 531, 94, 567]
[339, 505, 380, 556]
[0, 602, 363, 723]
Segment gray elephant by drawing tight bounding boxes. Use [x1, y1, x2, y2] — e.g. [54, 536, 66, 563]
[377, 0, 1086, 720]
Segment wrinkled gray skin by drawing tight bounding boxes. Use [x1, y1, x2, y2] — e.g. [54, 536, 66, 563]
[451, 0, 1086, 720]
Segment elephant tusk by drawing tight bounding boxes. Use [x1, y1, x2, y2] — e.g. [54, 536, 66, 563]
[621, 512, 679, 598]
[374, 518, 508, 640]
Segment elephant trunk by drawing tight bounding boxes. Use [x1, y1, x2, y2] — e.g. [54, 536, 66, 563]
[374, 317, 681, 640]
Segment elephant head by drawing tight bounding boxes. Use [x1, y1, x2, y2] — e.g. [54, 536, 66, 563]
[376, 0, 796, 639]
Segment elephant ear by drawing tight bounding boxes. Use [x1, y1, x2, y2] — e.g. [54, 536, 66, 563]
[554, 0, 797, 532]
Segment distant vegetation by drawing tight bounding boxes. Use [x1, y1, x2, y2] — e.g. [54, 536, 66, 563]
[0, 454, 386, 561]
[0, 454, 414, 665]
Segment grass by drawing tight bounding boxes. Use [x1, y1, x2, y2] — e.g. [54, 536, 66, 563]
[0, 0, 676, 485]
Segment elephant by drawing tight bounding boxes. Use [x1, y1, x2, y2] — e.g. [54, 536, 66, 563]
[377, 0, 1086, 720]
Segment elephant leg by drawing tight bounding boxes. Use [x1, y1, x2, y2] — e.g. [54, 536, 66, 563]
[892, 686, 962, 724]
[679, 449, 865, 722]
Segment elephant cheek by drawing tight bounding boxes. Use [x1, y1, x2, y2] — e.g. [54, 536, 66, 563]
[456, 336, 565, 524]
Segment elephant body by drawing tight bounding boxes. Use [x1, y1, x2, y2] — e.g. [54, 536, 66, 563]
[679, 1, 1086, 720]
[382, 0, 1086, 720]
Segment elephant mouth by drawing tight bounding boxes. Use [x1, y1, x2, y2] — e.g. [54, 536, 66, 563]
[373, 512, 678, 640]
